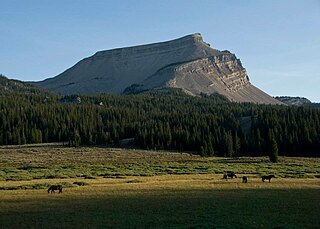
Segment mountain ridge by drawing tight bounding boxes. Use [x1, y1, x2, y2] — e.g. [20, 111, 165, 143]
[35, 33, 282, 105]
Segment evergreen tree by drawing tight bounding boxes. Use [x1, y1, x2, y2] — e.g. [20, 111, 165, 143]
[269, 138, 279, 163]
[222, 131, 234, 157]
[69, 130, 81, 147]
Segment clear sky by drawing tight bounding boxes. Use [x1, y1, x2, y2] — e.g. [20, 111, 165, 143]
[1, 0, 319, 101]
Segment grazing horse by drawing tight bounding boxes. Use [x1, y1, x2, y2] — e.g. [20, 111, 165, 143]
[242, 176, 248, 183]
[261, 175, 275, 183]
[223, 171, 237, 179]
[48, 185, 63, 194]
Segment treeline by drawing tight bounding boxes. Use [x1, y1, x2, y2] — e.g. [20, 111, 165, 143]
[0, 89, 319, 157]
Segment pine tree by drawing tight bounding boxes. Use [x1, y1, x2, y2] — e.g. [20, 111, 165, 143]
[69, 130, 81, 147]
[269, 138, 278, 163]
[222, 131, 234, 157]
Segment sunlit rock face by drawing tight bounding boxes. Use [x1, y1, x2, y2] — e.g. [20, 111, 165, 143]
[36, 33, 281, 104]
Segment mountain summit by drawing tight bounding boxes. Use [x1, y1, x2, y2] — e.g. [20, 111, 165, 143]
[36, 33, 281, 104]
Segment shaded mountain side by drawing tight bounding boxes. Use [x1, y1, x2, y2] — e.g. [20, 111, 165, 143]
[35, 33, 282, 105]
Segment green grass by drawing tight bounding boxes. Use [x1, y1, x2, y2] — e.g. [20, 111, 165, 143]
[0, 146, 319, 181]
[0, 159, 319, 181]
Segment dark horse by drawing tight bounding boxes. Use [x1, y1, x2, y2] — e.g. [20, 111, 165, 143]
[223, 171, 237, 179]
[261, 175, 275, 183]
[242, 176, 248, 183]
[48, 185, 63, 194]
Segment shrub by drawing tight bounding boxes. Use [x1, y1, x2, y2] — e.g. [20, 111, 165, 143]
[73, 181, 88, 186]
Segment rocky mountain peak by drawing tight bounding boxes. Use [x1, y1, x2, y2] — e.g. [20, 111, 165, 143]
[35, 34, 282, 105]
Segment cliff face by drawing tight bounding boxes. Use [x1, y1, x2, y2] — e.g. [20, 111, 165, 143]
[36, 33, 282, 104]
[141, 52, 279, 104]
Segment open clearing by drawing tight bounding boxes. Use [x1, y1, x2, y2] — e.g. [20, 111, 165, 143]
[0, 145, 319, 228]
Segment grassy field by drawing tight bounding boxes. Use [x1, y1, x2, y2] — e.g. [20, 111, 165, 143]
[1, 145, 320, 181]
[0, 145, 319, 228]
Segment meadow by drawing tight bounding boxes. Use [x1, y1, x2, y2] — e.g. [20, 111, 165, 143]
[0, 145, 319, 228]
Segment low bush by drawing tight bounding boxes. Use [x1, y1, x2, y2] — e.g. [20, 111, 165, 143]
[73, 181, 88, 186]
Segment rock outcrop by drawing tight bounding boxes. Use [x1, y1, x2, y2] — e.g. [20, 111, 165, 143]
[275, 96, 312, 106]
[36, 33, 282, 104]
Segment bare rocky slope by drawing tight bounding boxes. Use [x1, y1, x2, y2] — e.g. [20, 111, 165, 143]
[36, 33, 282, 104]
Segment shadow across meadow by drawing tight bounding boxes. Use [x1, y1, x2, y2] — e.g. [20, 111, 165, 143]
[0, 188, 319, 229]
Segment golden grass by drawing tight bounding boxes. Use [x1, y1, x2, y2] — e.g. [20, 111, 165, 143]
[0, 175, 319, 229]
[0, 174, 319, 198]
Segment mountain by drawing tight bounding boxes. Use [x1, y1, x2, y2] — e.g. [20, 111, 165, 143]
[0, 74, 42, 93]
[275, 96, 320, 108]
[36, 33, 282, 104]
[275, 96, 312, 106]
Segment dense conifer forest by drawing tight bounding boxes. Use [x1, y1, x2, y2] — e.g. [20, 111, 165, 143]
[0, 87, 319, 157]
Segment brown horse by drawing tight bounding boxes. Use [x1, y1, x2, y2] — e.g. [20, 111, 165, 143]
[261, 175, 275, 183]
[48, 185, 63, 194]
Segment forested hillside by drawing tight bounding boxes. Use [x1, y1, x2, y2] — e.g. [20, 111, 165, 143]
[1, 89, 319, 157]
[0, 74, 43, 93]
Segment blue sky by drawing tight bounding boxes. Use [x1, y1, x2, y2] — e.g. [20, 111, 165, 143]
[1, 0, 319, 101]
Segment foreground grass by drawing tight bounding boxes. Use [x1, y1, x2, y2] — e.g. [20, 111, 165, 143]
[0, 175, 319, 229]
